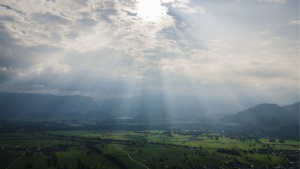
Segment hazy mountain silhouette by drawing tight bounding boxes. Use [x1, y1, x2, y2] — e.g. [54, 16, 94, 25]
[1, 92, 298, 125]
[224, 102, 299, 125]
[222, 102, 299, 139]
[0, 93, 204, 119]
[282, 101, 299, 115]
[234, 103, 299, 125]
[0, 92, 98, 118]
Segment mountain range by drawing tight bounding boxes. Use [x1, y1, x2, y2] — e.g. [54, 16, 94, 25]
[222, 101, 299, 139]
[223, 102, 299, 125]
[0, 92, 96, 118]
[0, 92, 298, 123]
[0, 92, 226, 119]
[0, 92, 298, 139]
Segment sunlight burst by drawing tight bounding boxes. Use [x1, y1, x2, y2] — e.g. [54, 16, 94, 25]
[136, 0, 167, 22]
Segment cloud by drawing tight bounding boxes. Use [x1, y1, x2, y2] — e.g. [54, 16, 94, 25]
[288, 19, 300, 25]
[0, 4, 27, 20]
[0, 0, 298, 105]
[258, 0, 287, 4]
[31, 12, 70, 25]
[0, 0, 178, 54]
[162, 0, 208, 15]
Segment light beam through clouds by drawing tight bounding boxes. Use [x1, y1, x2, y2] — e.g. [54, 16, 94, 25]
[0, 0, 298, 114]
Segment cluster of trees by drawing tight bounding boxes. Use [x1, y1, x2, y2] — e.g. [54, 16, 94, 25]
[25, 163, 33, 169]
[104, 154, 128, 169]
[85, 144, 103, 154]
[46, 154, 58, 167]
[216, 148, 240, 156]
[46, 154, 69, 169]
[76, 158, 91, 169]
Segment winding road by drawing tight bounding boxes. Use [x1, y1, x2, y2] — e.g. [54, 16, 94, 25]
[5, 157, 21, 169]
[114, 145, 149, 169]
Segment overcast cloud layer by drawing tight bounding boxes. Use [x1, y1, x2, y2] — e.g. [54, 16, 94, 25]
[0, 0, 299, 108]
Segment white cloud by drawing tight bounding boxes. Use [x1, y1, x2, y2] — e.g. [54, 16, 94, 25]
[17, 62, 71, 77]
[168, 0, 207, 14]
[258, 0, 287, 4]
[0, 0, 298, 104]
[0, 67, 7, 71]
[288, 19, 300, 25]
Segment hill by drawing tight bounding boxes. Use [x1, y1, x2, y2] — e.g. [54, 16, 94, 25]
[0, 92, 97, 118]
[0, 93, 206, 119]
[222, 102, 299, 139]
[282, 101, 299, 115]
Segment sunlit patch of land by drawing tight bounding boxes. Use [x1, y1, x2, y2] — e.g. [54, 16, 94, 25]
[0, 119, 299, 169]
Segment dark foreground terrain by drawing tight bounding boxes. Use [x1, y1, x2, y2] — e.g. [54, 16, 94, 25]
[0, 118, 299, 169]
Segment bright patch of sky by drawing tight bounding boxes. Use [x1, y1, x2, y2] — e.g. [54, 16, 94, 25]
[0, 0, 298, 108]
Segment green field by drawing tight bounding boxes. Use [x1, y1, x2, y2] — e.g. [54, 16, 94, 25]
[0, 129, 299, 169]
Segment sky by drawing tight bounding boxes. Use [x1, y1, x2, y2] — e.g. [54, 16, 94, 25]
[0, 0, 299, 109]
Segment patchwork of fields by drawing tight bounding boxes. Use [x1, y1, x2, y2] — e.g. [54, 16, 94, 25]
[0, 129, 299, 169]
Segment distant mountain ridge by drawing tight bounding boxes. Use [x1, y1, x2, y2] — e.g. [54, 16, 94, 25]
[224, 102, 299, 124]
[0, 92, 205, 119]
[282, 101, 299, 115]
[0, 92, 299, 123]
[0, 92, 97, 118]
[0, 92, 299, 139]
[222, 101, 299, 139]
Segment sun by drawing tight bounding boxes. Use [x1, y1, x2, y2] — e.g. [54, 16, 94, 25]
[136, 0, 167, 22]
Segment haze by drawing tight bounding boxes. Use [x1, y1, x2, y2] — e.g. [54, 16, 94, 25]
[0, 0, 299, 113]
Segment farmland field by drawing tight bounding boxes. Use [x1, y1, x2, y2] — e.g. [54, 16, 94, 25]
[0, 119, 299, 169]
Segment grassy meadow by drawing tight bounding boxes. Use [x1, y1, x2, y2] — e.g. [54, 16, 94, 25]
[0, 128, 299, 169]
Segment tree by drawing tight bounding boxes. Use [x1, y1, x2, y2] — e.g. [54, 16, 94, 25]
[51, 154, 58, 167]
[47, 158, 51, 167]
[25, 163, 33, 169]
